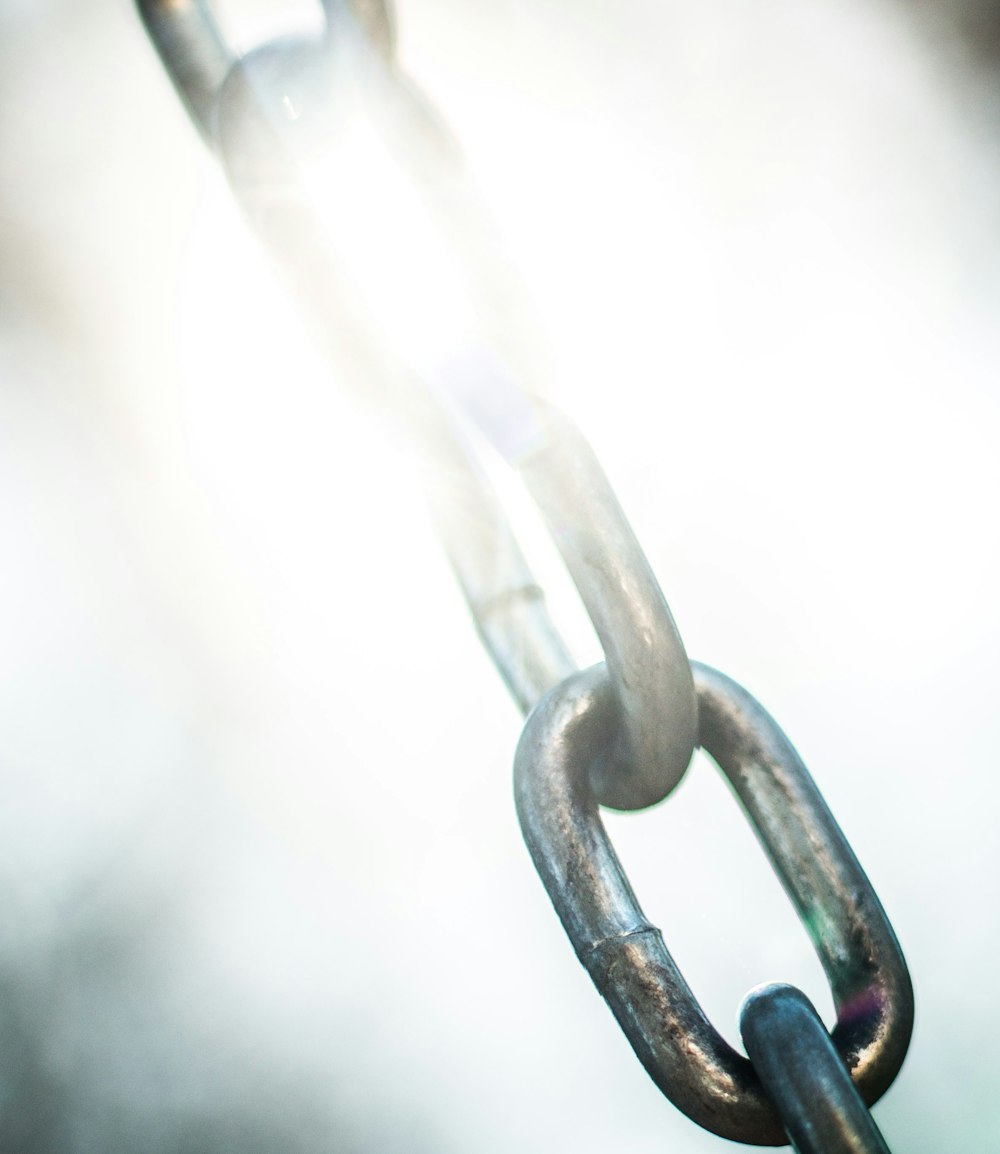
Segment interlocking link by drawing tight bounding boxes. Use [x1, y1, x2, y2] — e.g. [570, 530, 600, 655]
[138, 1, 914, 1146]
[514, 662, 913, 1144]
[431, 374, 698, 809]
[741, 984, 892, 1154]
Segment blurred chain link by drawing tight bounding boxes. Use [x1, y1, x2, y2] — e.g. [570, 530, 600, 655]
[136, 1, 914, 1147]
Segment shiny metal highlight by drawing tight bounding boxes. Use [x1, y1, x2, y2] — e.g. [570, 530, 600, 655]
[513, 404, 696, 809]
[741, 983, 892, 1154]
[515, 662, 914, 1145]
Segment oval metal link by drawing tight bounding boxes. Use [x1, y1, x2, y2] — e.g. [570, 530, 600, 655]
[464, 394, 697, 810]
[514, 661, 914, 1145]
[420, 383, 698, 810]
[741, 983, 893, 1154]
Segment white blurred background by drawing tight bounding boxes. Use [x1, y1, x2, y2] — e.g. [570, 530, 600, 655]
[1, 0, 999, 1150]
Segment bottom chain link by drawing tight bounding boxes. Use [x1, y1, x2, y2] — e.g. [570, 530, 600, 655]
[741, 984, 892, 1154]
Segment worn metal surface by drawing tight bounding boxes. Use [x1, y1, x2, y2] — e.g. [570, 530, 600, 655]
[514, 662, 913, 1144]
[741, 983, 892, 1154]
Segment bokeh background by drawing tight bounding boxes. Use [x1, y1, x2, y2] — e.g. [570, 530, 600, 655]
[1, 1, 999, 1150]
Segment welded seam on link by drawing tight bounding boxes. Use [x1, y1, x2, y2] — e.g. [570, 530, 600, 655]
[583, 926, 662, 985]
[474, 583, 547, 620]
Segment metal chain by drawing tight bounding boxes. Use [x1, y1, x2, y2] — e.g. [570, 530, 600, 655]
[136, 1, 915, 1147]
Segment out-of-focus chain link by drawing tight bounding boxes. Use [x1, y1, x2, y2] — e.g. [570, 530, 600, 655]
[136, 2, 914, 1148]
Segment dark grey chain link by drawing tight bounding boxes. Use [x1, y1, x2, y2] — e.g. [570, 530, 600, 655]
[741, 984, 893, 1154]
[136, 2, 914, 1146]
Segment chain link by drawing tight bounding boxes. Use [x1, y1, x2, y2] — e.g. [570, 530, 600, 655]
[434, 381, 698, 809]
[516, 662, 912, 1144]
[741, 984, 893, 1153]
[137, 1, 915, 1146]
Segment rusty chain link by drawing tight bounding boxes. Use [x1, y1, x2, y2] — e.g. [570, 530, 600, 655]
[137, 2, 915, 1148]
